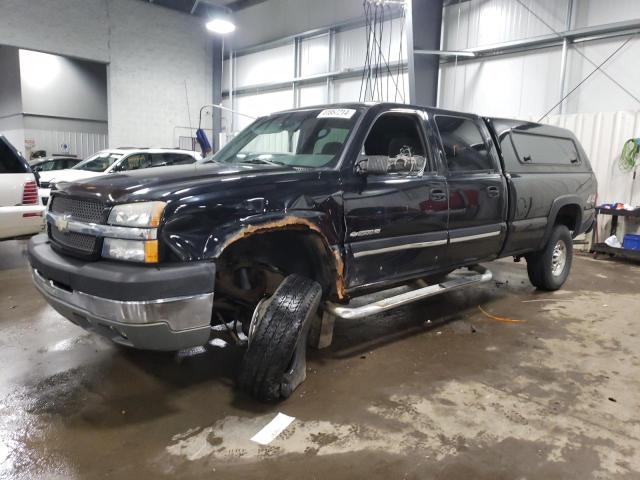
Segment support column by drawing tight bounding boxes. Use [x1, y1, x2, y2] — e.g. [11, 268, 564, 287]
[211, 38, 223, 151]
[406, 0, 444, 107]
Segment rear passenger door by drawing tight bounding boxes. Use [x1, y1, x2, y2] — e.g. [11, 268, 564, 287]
[432, 114, 507, 266]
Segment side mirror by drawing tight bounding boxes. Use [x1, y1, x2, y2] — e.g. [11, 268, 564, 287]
[356, 156, 389, 175]
[356, 155, 423, 176]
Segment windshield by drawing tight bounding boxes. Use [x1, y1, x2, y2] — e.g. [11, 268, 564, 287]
[207, 108, 361, 168]
[73, 152, 123, 172]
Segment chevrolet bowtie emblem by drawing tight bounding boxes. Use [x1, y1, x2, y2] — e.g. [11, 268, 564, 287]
[55, 214, 71, 233]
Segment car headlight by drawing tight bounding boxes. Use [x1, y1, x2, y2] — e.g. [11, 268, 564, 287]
[102, 238, 158, 263]
[103, 201, 165, 263]
[108, 201, 166, 227]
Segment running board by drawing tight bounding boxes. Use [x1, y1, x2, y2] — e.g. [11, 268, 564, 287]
[325, 265, 492, 320]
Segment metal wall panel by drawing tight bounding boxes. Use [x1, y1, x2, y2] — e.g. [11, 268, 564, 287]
[442, 0, 569, 50]
[335, 17, 407, 72]
[300, 34, 330, 77]
[233, 88, 294, 131]
[299, 82, 328, 107]
[438, 45, 563, 118]
[234, 43, 295, 89]
[23, 129, 107, 159]
[563, 35, 640, 115]
[572, 0, 640, 28]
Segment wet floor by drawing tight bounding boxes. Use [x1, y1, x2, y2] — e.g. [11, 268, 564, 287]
[1, 238, 639, 479]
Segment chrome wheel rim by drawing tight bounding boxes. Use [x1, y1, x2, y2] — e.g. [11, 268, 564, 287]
[551, 240, 567, 277]
[248, 297, 269, 346]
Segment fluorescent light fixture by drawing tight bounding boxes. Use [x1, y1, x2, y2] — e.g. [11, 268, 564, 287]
[206, 17, 236, 34]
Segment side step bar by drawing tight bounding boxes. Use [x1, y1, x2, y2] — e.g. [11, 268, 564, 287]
[326, 264, 492, 320]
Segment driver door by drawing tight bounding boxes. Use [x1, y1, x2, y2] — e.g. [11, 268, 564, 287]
[342, 109, 448, 289]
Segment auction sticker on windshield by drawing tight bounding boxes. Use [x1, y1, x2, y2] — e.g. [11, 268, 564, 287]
[317, 108, 356, 119]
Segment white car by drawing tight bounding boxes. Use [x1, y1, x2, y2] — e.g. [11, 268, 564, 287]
[39, 148, 202, 204]
[0, 136, 45, 240]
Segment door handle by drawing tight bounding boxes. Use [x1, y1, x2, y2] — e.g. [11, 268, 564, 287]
[486, 186, 500, 198]
[430, 188, 446, 201]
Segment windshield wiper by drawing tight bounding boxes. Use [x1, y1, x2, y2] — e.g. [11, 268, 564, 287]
[238, 158, 286, 167]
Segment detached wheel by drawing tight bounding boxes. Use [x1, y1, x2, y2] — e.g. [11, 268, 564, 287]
[238, 274, 322, 402]
[526, 225, 573, 291]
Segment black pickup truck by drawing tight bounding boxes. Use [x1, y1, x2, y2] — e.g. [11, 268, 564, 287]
[28, 102, 597, 401]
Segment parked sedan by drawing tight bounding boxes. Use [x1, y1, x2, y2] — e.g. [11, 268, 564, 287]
[38, 148, 202, 204]
[0, 136, 45, 240]
[31, 156, 81, 173]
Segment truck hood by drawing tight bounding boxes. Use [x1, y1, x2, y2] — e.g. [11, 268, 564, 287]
[56, 162, 326, 204]
[40, 169, 104, 184]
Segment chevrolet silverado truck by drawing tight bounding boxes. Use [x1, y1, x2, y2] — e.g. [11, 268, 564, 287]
[28, 102, 597, 401]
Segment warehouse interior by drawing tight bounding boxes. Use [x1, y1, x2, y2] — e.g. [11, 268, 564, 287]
[1, 0, 640, 478]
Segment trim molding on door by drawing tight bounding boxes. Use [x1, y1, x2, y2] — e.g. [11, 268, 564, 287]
[449, 230, 500, 244]
[353, 239, 447, 258]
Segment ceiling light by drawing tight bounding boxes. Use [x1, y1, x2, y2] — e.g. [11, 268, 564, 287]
[206, 18, 236, 34]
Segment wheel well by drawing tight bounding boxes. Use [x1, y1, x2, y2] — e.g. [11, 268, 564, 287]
[215, 230, 338, 302]
[554, 204, 581, 232]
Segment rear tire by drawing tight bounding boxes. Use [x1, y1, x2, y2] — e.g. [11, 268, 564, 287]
[526, 225, 573, 291]
[238, 274, 322, 402]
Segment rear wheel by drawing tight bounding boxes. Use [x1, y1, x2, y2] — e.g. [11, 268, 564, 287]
[526, 225, 573, 291]
[237, 274, 322, 402]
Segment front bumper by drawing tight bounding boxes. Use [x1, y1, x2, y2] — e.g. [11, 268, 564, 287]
[28, 234, 215, 351]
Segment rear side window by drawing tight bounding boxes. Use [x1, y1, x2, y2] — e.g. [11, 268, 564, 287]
[435, 115, 493, 173]
[0, 138, 29, 174]
[121, 153, 150, 171]
[510, 132, 579, 165]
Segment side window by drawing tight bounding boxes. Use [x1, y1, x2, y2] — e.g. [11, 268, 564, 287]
[510, 132, 579, 165]
[172, 154, 197, 165]
[363, 113, 428, 175]
[435, 115, 494, 173]
[149, 153, 173, 167]
[120, 153, 149, 171]
[310, 128, 349, 156]
[0, 138, 28, 173]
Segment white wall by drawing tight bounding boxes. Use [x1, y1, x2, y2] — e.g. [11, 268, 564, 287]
[229, 0, 364, 50]
[19, 50, 107, 121]
[0, 0, 214, 149]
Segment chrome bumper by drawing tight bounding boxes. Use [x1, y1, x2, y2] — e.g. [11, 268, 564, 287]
[32, 268, 213, 350]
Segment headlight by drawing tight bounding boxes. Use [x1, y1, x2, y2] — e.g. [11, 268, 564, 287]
[103, 201, 165, 263]
[108, 201, 166, 227]
[102, 238, 158, 263]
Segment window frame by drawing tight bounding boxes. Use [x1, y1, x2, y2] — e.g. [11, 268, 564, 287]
[509, 130, 582, 166]
[356, 108, 435, 177]
[434, 114, 497, 175]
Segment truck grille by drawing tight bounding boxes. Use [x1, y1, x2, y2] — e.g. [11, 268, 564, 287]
[50, 227, 97, 254]
[50, 196, 106, 224]
[48, 195, 106, 257]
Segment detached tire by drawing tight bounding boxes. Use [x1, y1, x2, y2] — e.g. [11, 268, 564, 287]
[238, 274, 322, 402]
[526, 225, 573, 291]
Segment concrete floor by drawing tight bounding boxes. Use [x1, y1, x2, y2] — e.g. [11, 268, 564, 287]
[1, 239, 640, 479]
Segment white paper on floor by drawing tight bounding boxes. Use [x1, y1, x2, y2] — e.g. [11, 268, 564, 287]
[250, 412, 295, 445]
